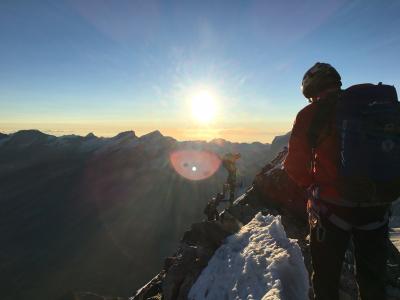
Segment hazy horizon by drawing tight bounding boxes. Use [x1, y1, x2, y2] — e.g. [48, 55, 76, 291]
[0, 124, 289, 143]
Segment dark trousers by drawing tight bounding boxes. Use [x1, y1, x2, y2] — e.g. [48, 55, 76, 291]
[310, 217, 388, 300]
[223, 172, 236, 202]
[227, 172, 236, 202]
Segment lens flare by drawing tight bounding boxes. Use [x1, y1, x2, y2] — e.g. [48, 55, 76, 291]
[170, 150, 221, 180]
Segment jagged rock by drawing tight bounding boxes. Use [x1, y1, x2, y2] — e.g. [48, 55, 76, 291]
[388, 241, 400, 287]
[163, 257, 176, 271]
[132, 272, 165, 300]
[219, 210, 244, 233]
[162, 245, 214, 300]
[270, 132, 290, 155]
[133, 243, 215, 300]
[182, 221, 232, 249]
[146, 295, 162, 300]
[224, 201, 260, 224]
[235, 186, 270, 212]
[254, 149, 307, 220]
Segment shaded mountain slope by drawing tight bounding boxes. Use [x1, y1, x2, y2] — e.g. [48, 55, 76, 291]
[0, 130, 274, 300]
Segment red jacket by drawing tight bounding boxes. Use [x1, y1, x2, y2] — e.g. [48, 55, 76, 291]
[284, 100, 341, 200]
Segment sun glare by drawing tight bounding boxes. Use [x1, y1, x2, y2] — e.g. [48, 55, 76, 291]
[191, 88, 217, 123]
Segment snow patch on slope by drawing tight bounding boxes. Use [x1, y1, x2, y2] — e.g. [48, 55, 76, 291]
[189, 213, 309, 300]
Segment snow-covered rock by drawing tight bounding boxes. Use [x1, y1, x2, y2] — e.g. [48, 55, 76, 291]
[189, 213, 309, 300]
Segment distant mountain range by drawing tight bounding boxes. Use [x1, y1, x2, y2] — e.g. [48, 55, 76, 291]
[0, 130, 290, 300]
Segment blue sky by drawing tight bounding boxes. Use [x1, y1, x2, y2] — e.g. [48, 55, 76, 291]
[1, 0, 399, 142]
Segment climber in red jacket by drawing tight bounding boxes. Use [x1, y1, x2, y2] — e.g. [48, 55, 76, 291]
[284, 63, 390, 300]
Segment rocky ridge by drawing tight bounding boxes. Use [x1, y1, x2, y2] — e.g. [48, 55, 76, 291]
[130, 148, 307, 300]
[129, 148, 400, 300]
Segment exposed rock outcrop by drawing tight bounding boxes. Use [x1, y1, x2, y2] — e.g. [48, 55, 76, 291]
[132, 220, 234, 300]
[132, 148, 306, 300]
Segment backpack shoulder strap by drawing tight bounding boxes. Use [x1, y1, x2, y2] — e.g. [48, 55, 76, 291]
[307, 93, 339, 149]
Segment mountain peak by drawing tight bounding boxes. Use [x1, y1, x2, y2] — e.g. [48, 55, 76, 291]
[113, 130, 137, 139]
[11, 129, 52, 141]
[140, 130, 163, 140]
[13, 129, 47, 137]
[270, 132, 291, 155]
[210, 138, 228, 146]
[85, 132, 97, 139]
[5, 130, 54, 147]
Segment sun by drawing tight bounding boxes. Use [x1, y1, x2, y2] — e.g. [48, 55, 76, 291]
[190, 88, 217, 123]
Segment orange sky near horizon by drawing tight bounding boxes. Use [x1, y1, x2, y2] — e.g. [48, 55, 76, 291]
[0, 120, 292, 143]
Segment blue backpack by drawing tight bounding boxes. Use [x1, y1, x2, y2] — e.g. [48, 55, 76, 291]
[310, 83, 400, 205]
[337, 83, 400, 204]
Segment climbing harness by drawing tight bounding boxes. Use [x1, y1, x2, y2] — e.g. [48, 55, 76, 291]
[307, 185, 389, 241]
[307, 185, 326, 242]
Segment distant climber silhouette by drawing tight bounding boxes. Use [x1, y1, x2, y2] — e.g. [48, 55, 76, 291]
[221, 153, 241, 204]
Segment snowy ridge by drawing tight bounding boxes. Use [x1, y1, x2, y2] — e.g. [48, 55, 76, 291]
[189, 213, 309, 300]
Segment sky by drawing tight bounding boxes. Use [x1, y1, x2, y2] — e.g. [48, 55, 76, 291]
[1, 0, 400, 143]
